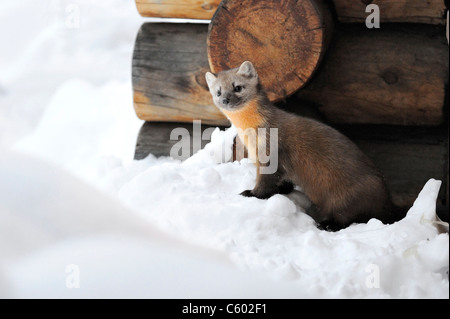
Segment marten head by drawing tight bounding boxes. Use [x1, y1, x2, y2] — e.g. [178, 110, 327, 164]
[205, 61, 260, 111]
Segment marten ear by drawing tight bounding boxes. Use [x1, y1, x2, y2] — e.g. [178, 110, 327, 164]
[205, 72, 217, 89]
[237, 61, 257, 78]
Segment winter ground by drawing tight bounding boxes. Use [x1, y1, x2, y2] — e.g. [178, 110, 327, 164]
[0, 0, 448, 298]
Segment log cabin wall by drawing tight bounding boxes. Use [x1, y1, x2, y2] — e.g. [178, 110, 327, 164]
[135, 0, 447, 24]
[131, 0, 449, 220]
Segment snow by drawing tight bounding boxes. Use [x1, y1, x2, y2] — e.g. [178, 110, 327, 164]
[0, 0, 448, 298]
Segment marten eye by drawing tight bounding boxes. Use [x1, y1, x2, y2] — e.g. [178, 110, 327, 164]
[217, 90, 221, 97]
[234, 85, 243, 93]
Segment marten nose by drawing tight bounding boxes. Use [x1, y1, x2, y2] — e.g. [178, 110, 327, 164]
[222, 97, 230, 105]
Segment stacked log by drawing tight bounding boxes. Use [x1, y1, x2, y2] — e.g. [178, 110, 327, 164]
[132, 0, 448, 126]
[132, 22, 448, 126]
[131, 0, 449, 217]
[135, 0, 447, 25]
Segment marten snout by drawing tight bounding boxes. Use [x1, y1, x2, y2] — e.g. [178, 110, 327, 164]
[222, 93, 231, 105]
[219, 92, 240, 108]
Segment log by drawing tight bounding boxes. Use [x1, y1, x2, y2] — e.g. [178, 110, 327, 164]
[297, 24, 448, 126]
[134, 120, 449, 219]
[337, 125, 448, 213]
[334, 0, 447, 25]
[133, 0, 447, 25]
[207, 0, 334, 102]
[135, 122, 218, 160]
[135, 0, 221, 19]
[132, 23, 447, 126]
[132, 23, 228, 125]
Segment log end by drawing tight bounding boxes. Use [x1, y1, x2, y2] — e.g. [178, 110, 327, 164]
[207, 0, 333, 102]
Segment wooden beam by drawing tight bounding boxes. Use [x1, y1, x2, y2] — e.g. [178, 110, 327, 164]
[337, 125, 448, 211]
[297, 24, 448, 126]
[135, 0, 221, 19]
[135, 122, 219, 160]
[132, 23, 447, 126]
[334, 0, 447, 25]
[134, 0, 447, 25]
[132, 23, 228, 125]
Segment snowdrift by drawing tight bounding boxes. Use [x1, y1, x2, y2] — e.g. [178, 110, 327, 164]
[0, 0, 447, 299]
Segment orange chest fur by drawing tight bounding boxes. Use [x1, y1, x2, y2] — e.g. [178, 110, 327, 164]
[222, 100, 264, 161]
[221, 100, 264, 131]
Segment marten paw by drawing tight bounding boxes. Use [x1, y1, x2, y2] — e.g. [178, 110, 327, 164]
[240, 189, 275, 199]
[277, 181, 294, 195]
[240, 190, 254, 197]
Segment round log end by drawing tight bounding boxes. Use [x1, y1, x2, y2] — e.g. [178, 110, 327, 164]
[207, 0, 333, 102]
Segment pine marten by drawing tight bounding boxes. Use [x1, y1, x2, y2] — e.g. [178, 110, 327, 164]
[206, 61, 397, 230]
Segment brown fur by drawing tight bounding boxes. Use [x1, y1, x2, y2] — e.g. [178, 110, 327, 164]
[206, 61, 397, 230]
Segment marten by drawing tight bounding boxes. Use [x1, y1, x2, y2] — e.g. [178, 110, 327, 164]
[206, 61, 399, 231]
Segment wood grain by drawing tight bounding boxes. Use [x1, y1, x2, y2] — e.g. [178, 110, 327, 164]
[337, 125, 448, 211]
[132, 23, 228, 125]
[132, 23, 447, 126]
[334, 0, 447, 25]
[135, 0, 446, 25]
[207, 0, 333, 102]
[134, 0, 447, 24]
[297, 24, 448, 125]
[135, 0, 221, 19]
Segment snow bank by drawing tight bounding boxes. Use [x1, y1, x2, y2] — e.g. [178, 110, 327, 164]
[0, 0, 447, 298]
[1, 137, 448, 298]
[14, 79, 141, 184]
[99, 130, 449, 298]
[0, 152, 314, 299]
[0, 0, 142, 150]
